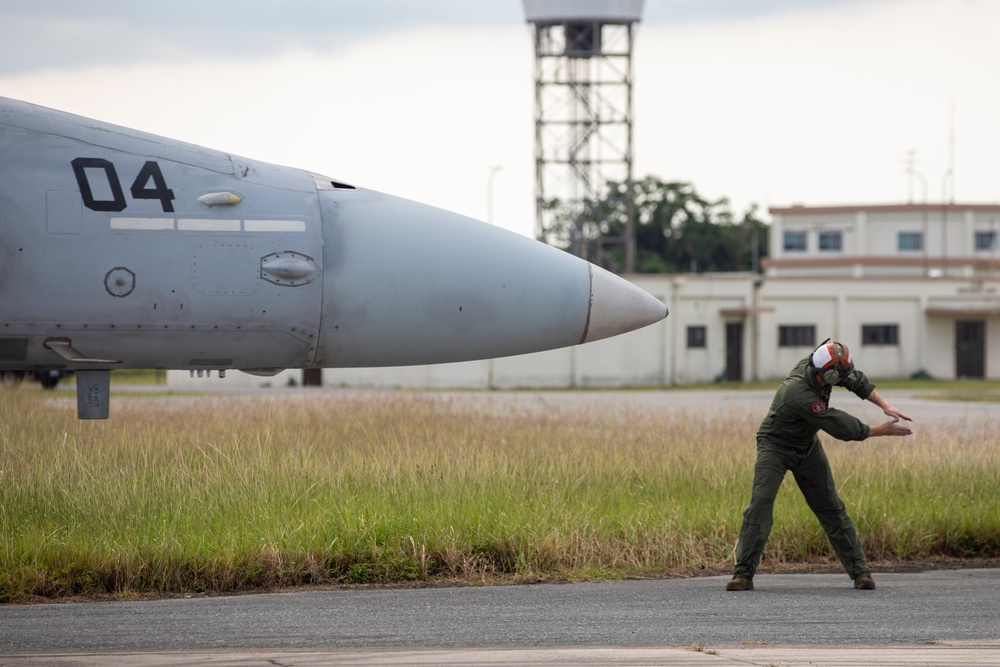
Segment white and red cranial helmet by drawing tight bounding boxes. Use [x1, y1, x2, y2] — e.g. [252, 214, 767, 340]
[810, 340, 855, 384]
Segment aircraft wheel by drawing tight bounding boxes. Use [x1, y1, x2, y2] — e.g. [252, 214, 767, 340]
[38, 374, 61, 390]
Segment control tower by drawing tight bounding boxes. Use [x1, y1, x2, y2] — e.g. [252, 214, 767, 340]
[523, 0, 643, 273]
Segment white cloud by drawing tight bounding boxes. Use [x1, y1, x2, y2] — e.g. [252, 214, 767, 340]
[634, 0, 1000, 213]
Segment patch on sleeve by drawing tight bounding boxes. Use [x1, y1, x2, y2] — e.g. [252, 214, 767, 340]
[810, 400, 826, 415]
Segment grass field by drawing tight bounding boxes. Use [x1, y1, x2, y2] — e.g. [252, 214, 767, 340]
[1, 384, 998, 602]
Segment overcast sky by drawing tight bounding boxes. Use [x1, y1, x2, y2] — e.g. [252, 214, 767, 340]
[2, 0, 997, 237]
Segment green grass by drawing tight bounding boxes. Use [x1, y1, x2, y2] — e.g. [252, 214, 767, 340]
[0, 387, 997, 602]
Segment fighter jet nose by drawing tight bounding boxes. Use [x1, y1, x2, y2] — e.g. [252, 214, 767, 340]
[581, 264, 669, 344]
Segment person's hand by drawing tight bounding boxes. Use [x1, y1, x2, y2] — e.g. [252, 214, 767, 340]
[870, 417, 913, 437]
[883, 404, 912, 422]
[868, 391, 913, 423]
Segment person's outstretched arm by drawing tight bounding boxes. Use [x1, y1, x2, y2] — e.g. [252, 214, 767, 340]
[866, 389, 912, 422]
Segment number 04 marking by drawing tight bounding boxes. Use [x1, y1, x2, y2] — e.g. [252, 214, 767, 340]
[71, 158, 175, 213]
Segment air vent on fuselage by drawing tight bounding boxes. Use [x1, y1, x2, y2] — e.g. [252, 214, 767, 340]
[313, 173, 358, 190]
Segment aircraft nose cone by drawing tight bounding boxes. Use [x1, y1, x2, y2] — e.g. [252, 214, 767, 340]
[581, 264, 669, 344]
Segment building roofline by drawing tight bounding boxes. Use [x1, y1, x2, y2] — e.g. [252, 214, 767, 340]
[926, 306, 1000, 317]
[763, 255, 1000, 269]
[769, 203, 1000, 215]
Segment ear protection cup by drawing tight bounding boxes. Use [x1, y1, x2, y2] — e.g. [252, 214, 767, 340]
[822, 367, 842, 385]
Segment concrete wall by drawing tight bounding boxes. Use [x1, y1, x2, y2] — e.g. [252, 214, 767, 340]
[769, 204, 1000, 279]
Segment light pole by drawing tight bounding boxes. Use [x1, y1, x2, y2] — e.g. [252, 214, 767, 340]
[941, 168, 952, 275]
[906, 165, 928, 273]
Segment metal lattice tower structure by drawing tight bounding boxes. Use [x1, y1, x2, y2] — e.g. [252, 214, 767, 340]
[523, 0, 643, 273]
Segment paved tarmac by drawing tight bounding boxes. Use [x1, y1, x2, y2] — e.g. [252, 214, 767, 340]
[2, 569, 999, 665]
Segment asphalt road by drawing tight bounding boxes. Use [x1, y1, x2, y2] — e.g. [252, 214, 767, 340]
[2, 569, 999, 664]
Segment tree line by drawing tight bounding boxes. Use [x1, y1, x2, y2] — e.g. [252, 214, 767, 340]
[550, 176, 769, 274]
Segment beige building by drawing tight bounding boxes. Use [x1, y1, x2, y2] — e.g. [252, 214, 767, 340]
[761, 203, 1000, 380]
[169, 203, 1000, 390]
[659, 202, 1000, 383]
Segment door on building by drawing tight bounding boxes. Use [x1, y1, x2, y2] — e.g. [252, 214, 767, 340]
[955, 320, 986, 378]
[725, 322, 743, 382]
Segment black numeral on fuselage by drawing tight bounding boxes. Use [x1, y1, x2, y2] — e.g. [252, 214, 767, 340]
[72, 158, 175, 213]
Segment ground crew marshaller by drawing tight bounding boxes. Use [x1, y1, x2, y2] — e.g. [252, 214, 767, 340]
[727, 340, 913, 592]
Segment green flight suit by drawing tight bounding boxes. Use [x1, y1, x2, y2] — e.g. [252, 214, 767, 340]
[732, 355, 876, 580]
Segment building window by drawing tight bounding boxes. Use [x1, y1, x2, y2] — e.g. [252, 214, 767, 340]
[898, 232, 923, 251]
[975, 231, 998, 252]
[778, 325, 815, 347]
[862, 324, 899, 345]
[818, 231, 842, 252]
[783, 231, 807, 252]
[686, 325, 706, 349]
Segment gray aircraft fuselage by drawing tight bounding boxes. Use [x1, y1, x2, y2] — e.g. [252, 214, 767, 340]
[0, 97, 667, 417]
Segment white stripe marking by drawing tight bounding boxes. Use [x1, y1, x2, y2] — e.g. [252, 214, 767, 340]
[110, 218, 307, 233]
[178, 219, 241, 232]
[110, 217, 175, 230]
[243, 219, 306, 232]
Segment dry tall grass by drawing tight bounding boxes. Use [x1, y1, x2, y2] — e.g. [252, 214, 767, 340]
[1, 388, 997, 601]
